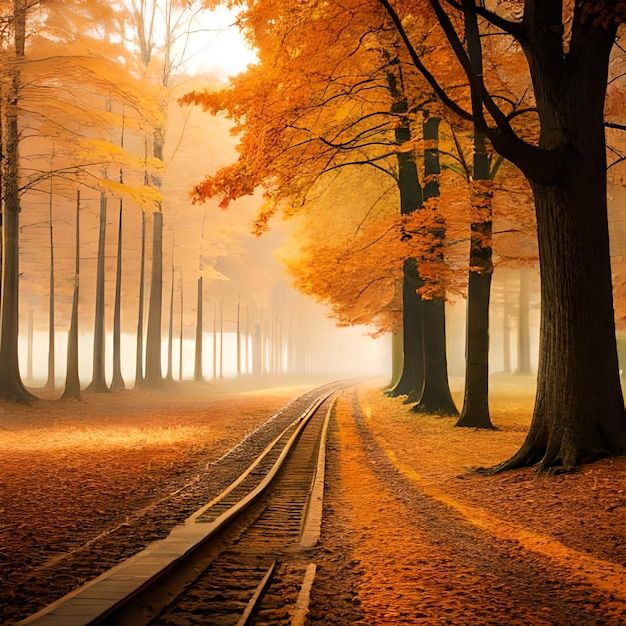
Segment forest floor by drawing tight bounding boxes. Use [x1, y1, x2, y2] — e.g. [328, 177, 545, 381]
[1, 374, 626, 625]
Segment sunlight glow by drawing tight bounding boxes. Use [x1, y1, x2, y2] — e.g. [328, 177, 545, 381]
[178, 6, 258, 79]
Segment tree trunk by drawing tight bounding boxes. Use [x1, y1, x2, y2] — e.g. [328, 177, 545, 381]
[412, 115, 458, 416]
[178, 272, 183, 381]
[0, 0, 34, 402]
[194, 276, 203, 381]
[26, 309, 33, 383]
[212, 303, 217, 380]
[145, 211, 163, 386]
[252, 322, 262, 376]
[412, 297, 458, 415]
[458, 118, 493, 426]
[110, 199, 125, 392]
[166, 261, 175, 383]
[62, 190, 81, 399]
[44, 184, 55, 393]
[516, 268, 532, 375]
[385, 62, 425, 399]
[457, 271, 492, 426]
[502, 273, 511, 374]
[495, 13, 626, 468]
[236, 300, 241, 376]
[86, 193, 109, 393]
[219, 302, 224, 378]
[135, 210, 146, 387]
[388, 326, 403, 390]
[387, 259, 424, 399]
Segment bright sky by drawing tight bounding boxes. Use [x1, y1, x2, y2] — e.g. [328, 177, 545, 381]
[176, 5, 258, 79]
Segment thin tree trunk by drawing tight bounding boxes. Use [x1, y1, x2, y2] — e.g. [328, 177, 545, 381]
[194, 276, 203, 381]
[516, 268, 532, 375]
[166, 257, 174, 383]
[62, 190, 81, 399]
[236, 299, 241, 376]
[135, 210, 146, 387]
[85, 193, 108, 393]
[219, 302, 223, 378]
[212, 303, 217, 380]
[145, 211, 163, 386]
[178, 272, 183, 381]
[388, 326, 403, 390]
[458, 165, 493, 422]
[502, 273, 511, 374]
[44, 179, 55, 392]
[27, 309, 33, 383]
[110, 198, 125, 392]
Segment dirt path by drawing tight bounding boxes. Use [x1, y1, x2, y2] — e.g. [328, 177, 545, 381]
[309, 387, 626, 625]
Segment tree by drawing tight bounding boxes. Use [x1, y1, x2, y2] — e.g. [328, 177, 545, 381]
[62, 190, 81, 399]
[378, 0, 626, 468]
[0, 0, 36, 402]
[183, 0, 462, 411]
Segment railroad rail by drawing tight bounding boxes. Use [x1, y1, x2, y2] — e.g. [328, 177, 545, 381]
[21, 382, 343, 626]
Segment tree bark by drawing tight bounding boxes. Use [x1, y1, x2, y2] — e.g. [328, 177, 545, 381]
[62, 190, 81, 399]
[44, 182, 55, 393]
[145, 211, 163, 386]
[387, 259, 424, 399]
[166, 261, 175, 383]
[516, 268, 532, 375]
[412, 297, 458, 415]
[110, 199, 125, 392]
[412, 115, 458, 416]
[502, 273, 511, 374]
[85, 193, 109, 393]
[385, 60, 425, 400]
[194, 276, 203, 381]
[135, 210, 146, 387]
[494, 9, 626, 468]
[456, 6, 493, 428]
[0, 0, 34, 402]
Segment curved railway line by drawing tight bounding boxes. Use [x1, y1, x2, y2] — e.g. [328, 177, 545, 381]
[20, 382, 346, 626]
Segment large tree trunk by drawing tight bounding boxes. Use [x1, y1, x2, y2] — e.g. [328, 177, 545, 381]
[412, 115, 458, 416]
[85, 193, 108, 393]
[0, 0, 34, 402]
[386, 61, 425, 399]
[145, 211, 163, 386]
[495, 11, 626, 468]
[110, 199, 125, 392]
[412, 297, 458, 415]
[62, 190, 81, 399]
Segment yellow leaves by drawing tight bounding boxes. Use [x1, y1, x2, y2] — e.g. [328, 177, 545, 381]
[78, 139, 164, 173]
[97, 180, 163, 209]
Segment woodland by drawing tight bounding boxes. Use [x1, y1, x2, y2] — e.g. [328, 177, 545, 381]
[0, 0, 625, 475]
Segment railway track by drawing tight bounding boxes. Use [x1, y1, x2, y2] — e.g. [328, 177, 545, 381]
[20, 382, 345, 626]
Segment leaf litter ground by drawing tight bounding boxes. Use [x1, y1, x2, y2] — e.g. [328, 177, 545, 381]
[1, 376, 625, 625]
